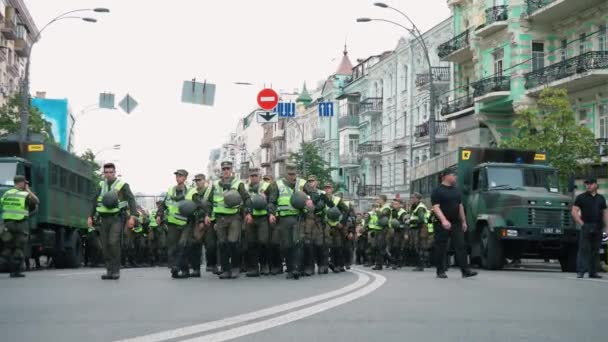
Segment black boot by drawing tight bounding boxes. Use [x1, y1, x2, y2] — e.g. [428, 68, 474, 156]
[303, 244, 314, 276]
[230, 242, 241, 279]
[218, 243, 231, 279]
[247, 243, 260, 277]
[190, 267, 201, 278]
[9, 257, 25, 278]
[259, 244, 270, 275]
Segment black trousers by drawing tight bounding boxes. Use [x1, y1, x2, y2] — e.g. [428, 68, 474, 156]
[434, 222, 469, 275]
[577, 223, 602, 275]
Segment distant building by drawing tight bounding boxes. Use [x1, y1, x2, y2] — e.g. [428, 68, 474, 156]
[31, 96, 74, 151]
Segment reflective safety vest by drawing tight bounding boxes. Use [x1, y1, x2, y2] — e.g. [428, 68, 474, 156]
[133, 215, 144, 233]
[367, 211, 381, 230]
[149, 209, 159, 228]
[96, 179, 127, 214]
[389, 208, 406, 229]
[185, 187, 206, 216]
[165, 185, 189, 226]
[325, 195, 342, 220]
[246, 181, 270, 216]
[210, 178, 243, 215]
[1, 188, 29, 221]
[276, 178, 306, 217]
[409, 202, 433, 233]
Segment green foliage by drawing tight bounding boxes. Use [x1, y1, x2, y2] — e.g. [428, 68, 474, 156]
[80, 148, 103, 185]
[0, 94, 54, 142]
[289, 142, 335, 187]
[500, 88, 599, 184]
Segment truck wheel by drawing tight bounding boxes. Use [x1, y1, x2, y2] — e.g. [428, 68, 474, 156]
[55, 231, 83, 269]
[558, 244, 577, 272]
[480, 225, 504, 270]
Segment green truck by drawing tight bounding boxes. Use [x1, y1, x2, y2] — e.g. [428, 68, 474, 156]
[410, 147, 578, 272]
[0, 138, 94, 269]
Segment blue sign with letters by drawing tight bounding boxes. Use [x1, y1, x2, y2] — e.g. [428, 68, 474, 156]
[274, 102, 296, 117]
[318, 102, 334, 117]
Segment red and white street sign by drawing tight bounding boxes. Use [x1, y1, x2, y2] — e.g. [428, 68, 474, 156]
[257, 88, 279, 111]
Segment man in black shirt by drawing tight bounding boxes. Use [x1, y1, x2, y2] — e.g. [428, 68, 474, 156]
[572, 177, 608, 279]
[430, 168, 477, 279]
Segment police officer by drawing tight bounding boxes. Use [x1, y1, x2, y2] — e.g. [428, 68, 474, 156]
[204, 161, 252, 279]
[147, 199, 167, 266]
[301, 175, 328, 276]
[0, 175, 39, 278]
[184, 173, 209, 278]
[355, 212, 368, 265]
[409, 192, 432, 271]
[369, 195, 391, 270]
[323, 185, 350, 273]
[157, 169, 191, 279]
[388, 198, 407, 269]
[267, 164, 311, 279]
[244, 168, 273, 277]
[341, 198, 356, 270]
[125, 206, 148, 267]
[88, 163, 138, 280]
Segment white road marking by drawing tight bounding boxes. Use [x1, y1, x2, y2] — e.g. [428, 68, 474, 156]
[115, 271, 370, 342]
[56, 270, 106, 277]
[566, 277, 608, 284]
[182, 269, 386, 342]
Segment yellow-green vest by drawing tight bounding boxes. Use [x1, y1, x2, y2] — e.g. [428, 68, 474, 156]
[277, 178, 306, 217]
[165, 185, 189, 226]
[149, 209, 159, 228]
[367, 211, 381, 230]
[246, 181, 270, 216]
[409, 202, 433, 233]
[1, 188, 29, 221]
[96, 179, 127, 214]
[133, 215, 144, 233]
[389, 208, 406, 229]
[325, 195, 342, 221]
[210, 178, 243, 215]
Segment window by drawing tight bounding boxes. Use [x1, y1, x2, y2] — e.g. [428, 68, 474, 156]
[579, 33, 587, 55]
[578, 108, 589, 124]
[493, 48, 504, 77]
[59, 167, 67, 188]
[403, 111, 408, 137]
[403, 65, 408, 91]
[403, 160, 408, 185]
[532, 42, 544, 71]
[599, 104, 607, 139]
[560, 39, 568, 61]
[472, 169, 480, 191]
[49, 163, 58, 186]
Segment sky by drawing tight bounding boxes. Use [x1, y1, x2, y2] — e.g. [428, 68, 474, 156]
[27, 0, 450, 194]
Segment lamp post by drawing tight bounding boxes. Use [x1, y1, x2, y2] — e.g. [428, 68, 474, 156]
[357, 2, 438, 157]
[93, 144, 121, 160]
[19, 8, 110, 145]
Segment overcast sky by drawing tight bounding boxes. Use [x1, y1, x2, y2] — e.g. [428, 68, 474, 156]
[27, 0, 450, 194]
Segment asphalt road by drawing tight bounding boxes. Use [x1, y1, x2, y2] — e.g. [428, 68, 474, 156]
[0, 263, 606, 342]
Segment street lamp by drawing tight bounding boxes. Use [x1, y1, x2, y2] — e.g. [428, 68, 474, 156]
[18, 8, 110, 146]
[358, 2, 438, 157]
[93, 144, 121, 159]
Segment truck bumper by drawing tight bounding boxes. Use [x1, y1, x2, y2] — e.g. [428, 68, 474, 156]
[494, 227, 578, 243]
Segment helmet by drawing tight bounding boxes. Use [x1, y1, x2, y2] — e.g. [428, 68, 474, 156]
[178, 200, 197, 217]
[223, 190, 242, 208]
[290, 191, 308, 210]
[326, 207, 342, 221]
[101, 191, 119, 209]
[378, 216, 389, 228]
[602, 232, 608, 243]
[390, 219, 402, 229]
[251, 194, 267, 210]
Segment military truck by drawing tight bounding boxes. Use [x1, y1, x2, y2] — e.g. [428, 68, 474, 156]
[0, 138, 94, 268]
[410, 147, 578, 272]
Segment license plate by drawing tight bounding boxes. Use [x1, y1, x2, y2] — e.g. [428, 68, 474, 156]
[543, 228, 563, 234]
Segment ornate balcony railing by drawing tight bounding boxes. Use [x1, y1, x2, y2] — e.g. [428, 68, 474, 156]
[312, 128, 325, 140]
[414, 120, 449, 138]
[360, 97, 383, 113]
[357, 185, 382, 197]
[358, 141, 382, 154]
[597, 138, 608, 157]
[437, 29, 470, 59]
[472, 76, 510, 98]
[440, 94, 474, 116]
[339, 154, 359, 166]
[415, 67, 451, 88]
[484, 5, 508, 26]
[526, 0, 554, 15]
[338, 115, 360, 129]
[524, 51, 608, 89]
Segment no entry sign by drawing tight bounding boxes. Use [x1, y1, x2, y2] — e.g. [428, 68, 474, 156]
[257, 88, 279, 110]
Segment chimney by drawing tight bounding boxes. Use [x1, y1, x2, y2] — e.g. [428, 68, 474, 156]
[35, 91, 46, 99]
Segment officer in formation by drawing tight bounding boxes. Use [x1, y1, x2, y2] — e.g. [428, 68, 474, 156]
[147, 198, 167, 266]
[244, 168, 273, 277]
[185, 173, 209, 277]
[322, 183, 351, 273]
[388, 198, 407, 269]
[409, 192, 432, 271]
[0, 175, 39, 278]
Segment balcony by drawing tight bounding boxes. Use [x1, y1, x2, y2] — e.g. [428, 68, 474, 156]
[358, 141, 382, 158]
[437, 29, 472, 63]
[440, 94, 474, 117]
[14, 26, 30, 57]
[525, 0, 605, 25]
[272, 149, 288, 161]
[7, 63, 19, 77]
[524, 51, 608, 96]
[415, 120, 449, 142]
[415, 67, 451, 89]
[471, 76, 510, 102]
[312, 128, 325, 142]
[1, 20, 16, 40]
[338, 115, 360, 131]
[340, 102, 361, 116]
[597, 138, 608, 158]
[339, 154, 359, 168]
[260, 136, 271, 148]
[359, 97, 383, 117]
[356, 185, 382, 197]
[272, 128, 285, 141]
[476, 6, 508, 37]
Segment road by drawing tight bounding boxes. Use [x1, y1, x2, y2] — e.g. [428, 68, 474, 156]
[0, 263, 606, 342]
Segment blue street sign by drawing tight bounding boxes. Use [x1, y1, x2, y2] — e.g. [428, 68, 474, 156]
[274, 102, 296, 117]
[318, 102, 334, 117]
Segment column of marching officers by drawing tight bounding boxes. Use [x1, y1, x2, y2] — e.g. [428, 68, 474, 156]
[87, 160, 439, 280]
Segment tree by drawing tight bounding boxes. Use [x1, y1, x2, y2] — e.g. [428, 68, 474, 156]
[0, 94, 54, 142]
[289, 142, 335, 187]
[80, 148, 103, 185]
[500, 88, 599, 185]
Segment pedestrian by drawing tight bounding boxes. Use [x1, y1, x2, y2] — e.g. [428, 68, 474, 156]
[572, 177, 607, 279]
[88, 163, 139, 280]
[158, 169, 191, 279]
[0, 175, 39, 278]
[185, 173, 209, 278]
[430, 168, 477, 279]
[409, 192, 432, 272]
[204, 161, 252, 279]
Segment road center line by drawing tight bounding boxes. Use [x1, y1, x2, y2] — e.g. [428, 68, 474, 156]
[181, 269, 386, 342]
[115, 271, 370, 342]
[566, 277, 608, 284]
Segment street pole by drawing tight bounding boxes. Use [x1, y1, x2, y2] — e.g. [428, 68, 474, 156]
[288, 117, 306, 176]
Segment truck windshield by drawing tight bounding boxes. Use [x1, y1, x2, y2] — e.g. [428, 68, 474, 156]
[0, 162, 17, 186]
[487, 167, 559, 192]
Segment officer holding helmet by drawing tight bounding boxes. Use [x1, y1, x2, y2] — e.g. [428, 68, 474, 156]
[244, 168, 274, 277]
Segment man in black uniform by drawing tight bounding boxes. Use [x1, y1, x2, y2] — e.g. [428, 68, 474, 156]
[572, 177, 607, 279]
[430, 168, 477, 279]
